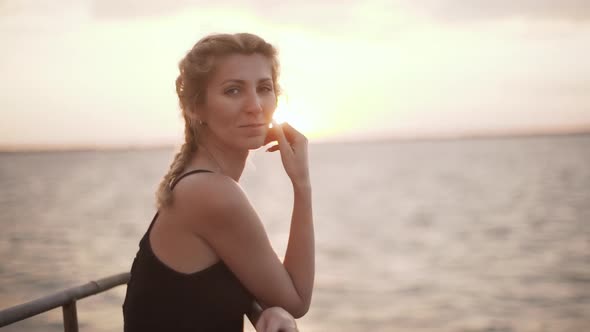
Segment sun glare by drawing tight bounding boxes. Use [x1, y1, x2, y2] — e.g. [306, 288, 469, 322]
[273, 95, 313, 133]
[272, 95, 291, 123]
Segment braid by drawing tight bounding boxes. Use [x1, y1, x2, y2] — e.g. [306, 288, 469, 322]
[155, 117, 198, 208]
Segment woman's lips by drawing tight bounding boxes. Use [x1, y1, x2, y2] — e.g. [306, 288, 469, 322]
[239, 123, 266, 128]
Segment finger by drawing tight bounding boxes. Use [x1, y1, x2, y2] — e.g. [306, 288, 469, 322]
[274, 322, 298, 332]
[264, 126, 278, 145]
[272, 120, 292, 154]
[281, 122, 308, 147]
[266, 317, 282, 332]
[278, 328, 298, 332]
[255, 315, 267, 332]
[265, 145, 280, 152]
[281, 122, 302, 142]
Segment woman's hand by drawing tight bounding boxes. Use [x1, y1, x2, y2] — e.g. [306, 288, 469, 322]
[265, 121, 310, 188]
[255, 307, 299, 332]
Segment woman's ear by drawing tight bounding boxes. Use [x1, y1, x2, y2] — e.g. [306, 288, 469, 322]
[189, 107, 208, 126]
[187, 110, 199, 123]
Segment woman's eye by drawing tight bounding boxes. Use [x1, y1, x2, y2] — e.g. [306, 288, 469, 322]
[259, 86, 273, 93]
[225, 88, 239, 95]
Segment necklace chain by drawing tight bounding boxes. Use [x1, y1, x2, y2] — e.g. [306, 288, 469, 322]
[198, 144, 223, 173]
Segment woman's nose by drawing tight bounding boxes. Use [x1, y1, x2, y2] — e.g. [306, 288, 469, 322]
[244, 91, 263, 114]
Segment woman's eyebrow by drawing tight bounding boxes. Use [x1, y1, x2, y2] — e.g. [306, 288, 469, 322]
[220, 78, 272, 86]
[220, 79, 244, 86]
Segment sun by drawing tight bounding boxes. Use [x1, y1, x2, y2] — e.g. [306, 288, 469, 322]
[273, 95, 297, 124]
[272, 95, 325, 139]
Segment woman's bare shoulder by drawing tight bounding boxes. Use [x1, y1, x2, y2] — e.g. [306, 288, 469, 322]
[171, 172, 251, 220]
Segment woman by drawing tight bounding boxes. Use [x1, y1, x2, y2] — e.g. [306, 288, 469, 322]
[123, 33, 314, 332]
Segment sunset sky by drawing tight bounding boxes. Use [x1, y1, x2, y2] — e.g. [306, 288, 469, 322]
[1, 1, 589, 149]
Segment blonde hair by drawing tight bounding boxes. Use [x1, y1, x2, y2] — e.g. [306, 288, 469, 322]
[155, 33, 281, 208]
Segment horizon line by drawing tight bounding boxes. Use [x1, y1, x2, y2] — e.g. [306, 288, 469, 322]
[1, 127, 589, 153]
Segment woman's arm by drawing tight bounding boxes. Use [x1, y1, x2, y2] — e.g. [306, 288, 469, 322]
[174, 122, 314, 318]
[282, 182, 314, 313]
[267, 121, 315, 313]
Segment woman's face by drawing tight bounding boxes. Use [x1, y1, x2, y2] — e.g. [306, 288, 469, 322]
[199, 53, 277, 151]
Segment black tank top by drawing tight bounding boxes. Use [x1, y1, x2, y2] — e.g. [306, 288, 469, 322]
[123, 170, 253, 332]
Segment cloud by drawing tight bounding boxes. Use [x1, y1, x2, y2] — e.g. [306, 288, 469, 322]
[89, 0, 195, 19]
[0, 0, 363, 37]
[88, 0, 350, 21]
[89, 0, 362, 34]
[90, 0, 590, 23]
[399, 0, 590, 22]
[3, 0, 590, 23]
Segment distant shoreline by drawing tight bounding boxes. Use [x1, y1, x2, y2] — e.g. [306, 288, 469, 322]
[325, 128, 590, 145]
[2, 129, 589, 153]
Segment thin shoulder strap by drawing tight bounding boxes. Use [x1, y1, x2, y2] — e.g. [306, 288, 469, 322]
[143, 169, 214, 238]
[169, 169, 214, 190]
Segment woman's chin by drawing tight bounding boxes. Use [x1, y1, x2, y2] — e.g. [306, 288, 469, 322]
[247, 140, 266, 150]
[242, 136, 266, 150]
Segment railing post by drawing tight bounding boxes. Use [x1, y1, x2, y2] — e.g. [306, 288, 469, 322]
[62, 300, 78, 332]
[0, 272, 129, 328]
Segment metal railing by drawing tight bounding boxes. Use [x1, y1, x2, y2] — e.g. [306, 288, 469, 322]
[0, 272, 130, 332]
[0, 272, 262, 331]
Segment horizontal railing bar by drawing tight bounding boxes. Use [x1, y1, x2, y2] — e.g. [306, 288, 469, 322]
[0, 272, 130, 327]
